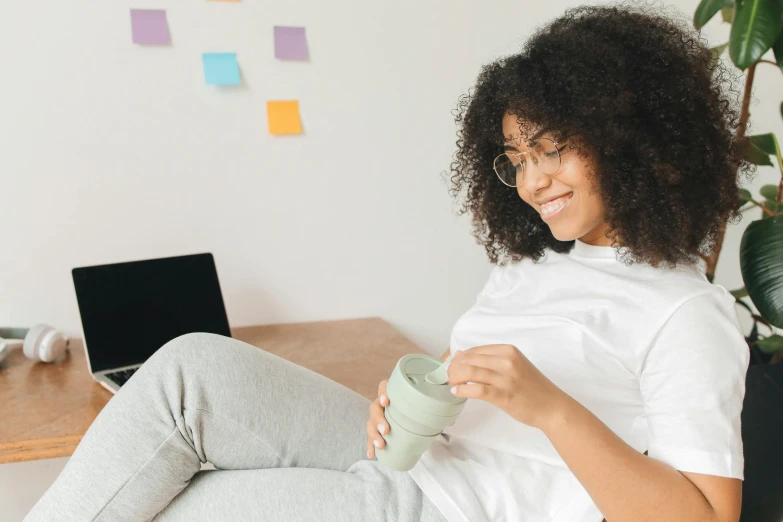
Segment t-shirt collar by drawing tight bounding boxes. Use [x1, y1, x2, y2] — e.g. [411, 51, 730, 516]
[571, 237, 620, 258]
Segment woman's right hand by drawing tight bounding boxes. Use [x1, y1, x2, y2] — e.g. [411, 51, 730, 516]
[366, 378, 390, 459]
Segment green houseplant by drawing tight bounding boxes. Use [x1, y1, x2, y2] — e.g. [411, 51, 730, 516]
[693, 1, 783, 520]
[693, 0, 783, 355]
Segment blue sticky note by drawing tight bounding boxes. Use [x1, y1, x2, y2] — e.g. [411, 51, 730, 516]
[202, 53, 240, 85]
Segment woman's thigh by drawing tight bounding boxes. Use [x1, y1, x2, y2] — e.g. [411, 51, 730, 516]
[145, 332, 374, 471]
[153, 461, 447, 522]
[24, 333, 378, 522]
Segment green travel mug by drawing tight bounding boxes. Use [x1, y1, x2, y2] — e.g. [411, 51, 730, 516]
[375, 353, 467, 472]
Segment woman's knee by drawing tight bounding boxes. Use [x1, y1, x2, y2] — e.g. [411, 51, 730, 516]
[148, 332, 233, 370]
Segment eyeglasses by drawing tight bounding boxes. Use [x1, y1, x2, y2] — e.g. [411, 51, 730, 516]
[493, 138, 562, 187]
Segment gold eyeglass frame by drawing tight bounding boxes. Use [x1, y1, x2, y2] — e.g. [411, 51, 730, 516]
[493, 137, 562, 188]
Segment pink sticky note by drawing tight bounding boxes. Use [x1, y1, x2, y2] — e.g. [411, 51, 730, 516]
[274, 26, 308, 60]
[130, 9, 171, 45]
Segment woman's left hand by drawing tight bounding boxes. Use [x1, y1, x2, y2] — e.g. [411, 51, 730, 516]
[448, 344, 569, 430]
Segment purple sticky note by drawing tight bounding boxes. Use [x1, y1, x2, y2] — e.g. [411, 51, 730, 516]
[274, 26, 308, 60]
[130, 9, 171, 45]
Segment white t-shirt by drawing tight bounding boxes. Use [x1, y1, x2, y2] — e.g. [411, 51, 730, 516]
[407, 238, 749, 522]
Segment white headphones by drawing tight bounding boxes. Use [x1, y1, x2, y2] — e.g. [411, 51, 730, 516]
[0, 325, 69, 365]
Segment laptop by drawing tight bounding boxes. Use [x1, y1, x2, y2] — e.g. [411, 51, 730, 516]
[72, 253, 231, 393]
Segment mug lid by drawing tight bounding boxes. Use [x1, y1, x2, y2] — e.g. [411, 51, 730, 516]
[387, 354, 466, 417]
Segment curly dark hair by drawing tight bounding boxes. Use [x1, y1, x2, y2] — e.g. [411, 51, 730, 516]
[445, 1, 755, 268]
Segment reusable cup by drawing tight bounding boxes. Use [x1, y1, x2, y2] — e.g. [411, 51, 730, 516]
[375, 353, 467, 472]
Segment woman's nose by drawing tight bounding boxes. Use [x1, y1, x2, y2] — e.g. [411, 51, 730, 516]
[519, 163, 552, 195]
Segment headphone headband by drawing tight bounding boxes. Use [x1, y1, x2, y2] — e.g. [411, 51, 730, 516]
[0, 328, 30, 340]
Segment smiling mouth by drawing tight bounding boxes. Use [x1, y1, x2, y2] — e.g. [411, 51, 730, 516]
[539, 192, 573, 219]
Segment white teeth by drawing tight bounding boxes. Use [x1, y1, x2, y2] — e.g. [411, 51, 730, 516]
[541, 193, 571, 214]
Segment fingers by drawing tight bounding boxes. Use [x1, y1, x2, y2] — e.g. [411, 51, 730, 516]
[377, 378, 388, 399]
[365, 409, 390, 458]
[449, 361, 502, 387]
[366, 388, 391, 459]
[453, 351, 512, 374]
[460, 344, 511, 356]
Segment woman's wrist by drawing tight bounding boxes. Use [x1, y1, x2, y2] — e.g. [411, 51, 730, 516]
[538, 389, 581, 436]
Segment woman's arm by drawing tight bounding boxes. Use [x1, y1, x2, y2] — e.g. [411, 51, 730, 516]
[542, 396, 741, 522]
[447, 336, 744, 522]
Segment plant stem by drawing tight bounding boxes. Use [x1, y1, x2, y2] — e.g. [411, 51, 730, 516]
[750, 312, 773, 329]
[737, 63, 755, 138]
[778, 178, 782, 205]
[747, 198, 777, 216]
[704, 62, 757, 281]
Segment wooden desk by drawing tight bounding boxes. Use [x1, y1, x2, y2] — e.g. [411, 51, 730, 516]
[0, 317, 425, 464]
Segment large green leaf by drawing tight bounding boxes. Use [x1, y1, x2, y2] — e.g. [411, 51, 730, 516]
[762, 199, 783, 218]
[748, 133, 779, 155]
[740, 215, 783, 327]
[740, 187, 753, 202]
[774, 32, 783, 72]
[740, 137, 775, 165]
[730, 0, 783, 70]
[696, 0, 729, 28]
[722, 5, 735, 22]
[756, 334, 783, 353]
[760, 184, 779, 200]
[748, 134, 783, 173]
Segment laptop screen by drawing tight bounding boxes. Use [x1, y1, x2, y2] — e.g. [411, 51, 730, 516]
[72, 253, 231, 373]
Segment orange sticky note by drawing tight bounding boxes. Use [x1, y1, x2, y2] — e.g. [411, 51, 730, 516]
[267, 100, 303, 135]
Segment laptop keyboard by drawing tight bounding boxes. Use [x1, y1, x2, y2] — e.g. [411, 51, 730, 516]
[105, 367, 139, 388]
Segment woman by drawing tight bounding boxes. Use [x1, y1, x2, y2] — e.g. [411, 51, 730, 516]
[26, 3, 751, 522]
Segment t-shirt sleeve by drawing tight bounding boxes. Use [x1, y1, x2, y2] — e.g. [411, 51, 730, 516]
[639, 288, 749, 479]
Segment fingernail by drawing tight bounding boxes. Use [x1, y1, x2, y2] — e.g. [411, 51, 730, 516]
[373, 440, 380, 448]
[377, 423, 386, 434]
[367, 451, 371, 459]
[380, 394, 387, 405]
[450, 386, 457, 395]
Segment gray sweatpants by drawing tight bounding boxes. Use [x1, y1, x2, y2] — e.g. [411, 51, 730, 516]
[23, 332, 448, 522]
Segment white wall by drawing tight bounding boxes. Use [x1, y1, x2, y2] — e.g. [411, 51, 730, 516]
[0, 0, 533, 351]
[1, 0, 781, 520]
[1, 0, 780, 353]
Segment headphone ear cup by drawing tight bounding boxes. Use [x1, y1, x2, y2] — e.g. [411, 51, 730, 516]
[23, 324, 67, 363]
[23, 324, 50, 361]
[41, 329, 67, 363]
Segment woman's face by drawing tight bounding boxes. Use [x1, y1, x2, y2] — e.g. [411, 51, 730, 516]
[501, 112, 611, 246]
